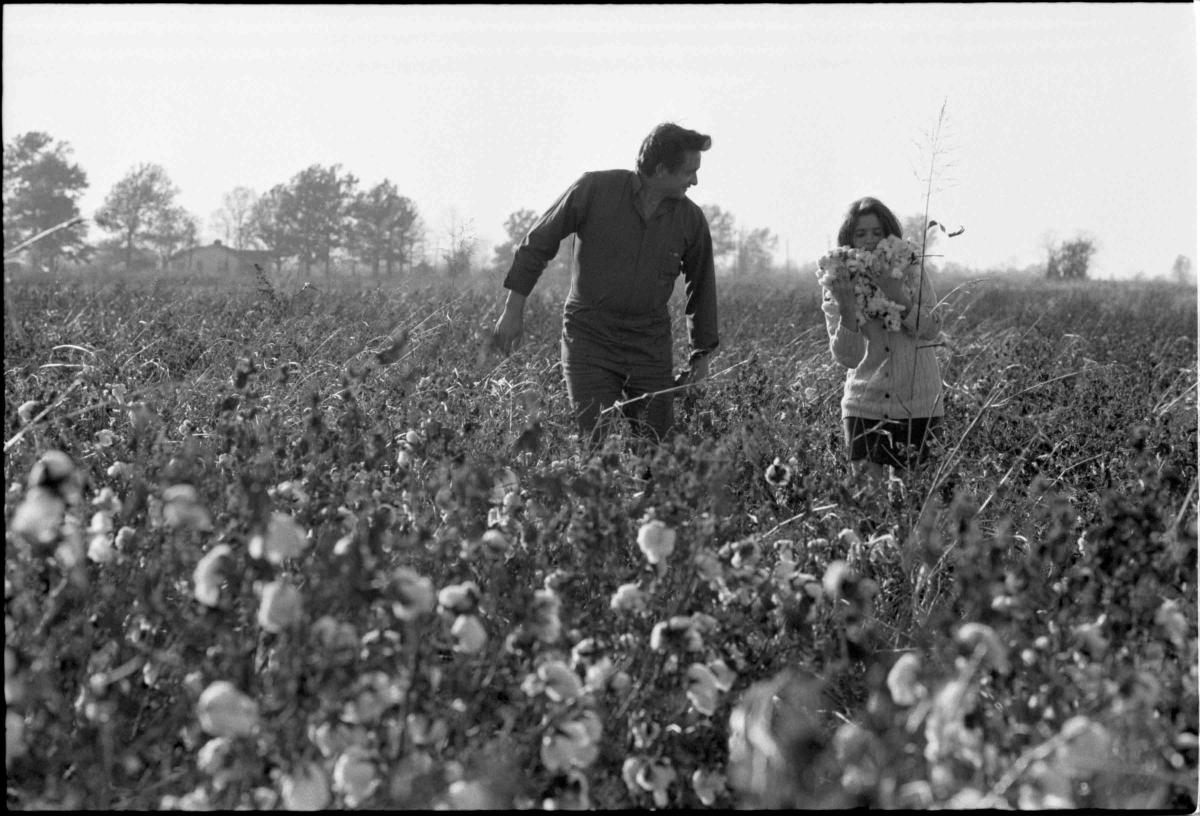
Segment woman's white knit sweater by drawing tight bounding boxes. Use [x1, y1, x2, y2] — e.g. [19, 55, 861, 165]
[821, 270, 945, 420]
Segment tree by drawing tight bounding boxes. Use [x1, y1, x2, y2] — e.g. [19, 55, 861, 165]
[1046, 236, 1096, 280]
[442, 213, 478, 279]
[492, 209, 539, 270]
[699, 204, 778, 275]
[700, 204, 737, 271]
[1171, 254, 1194, 286]
[246, 186, 291, 272]
[148, 205, 200, 270]
[349, 180, 422, 276]
[733, 226, 778, 275]
[210, 186, 257, 250]
[94, 163, 180, 272]
[2, 131, 89, 272]
[276, 164, 358, 276]
[901, 214, 930, 245]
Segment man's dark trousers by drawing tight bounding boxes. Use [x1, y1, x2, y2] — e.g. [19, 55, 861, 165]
[560, 310, 675, 445]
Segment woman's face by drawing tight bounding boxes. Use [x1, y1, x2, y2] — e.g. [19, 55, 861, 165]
[852, 213, 885, 251]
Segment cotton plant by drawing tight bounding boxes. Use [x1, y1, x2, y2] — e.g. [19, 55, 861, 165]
[685, 659, 738, 716]
[279, 761, 332, 811]
[540, 709, 603, 773]
[622, 756, 678, 808]
[248, 511, 308, 563]
[5, 259, 1194, 811]
[196, 681, 259, 738]
[257, 579, 304, 633]
[521, 659, 588, 708]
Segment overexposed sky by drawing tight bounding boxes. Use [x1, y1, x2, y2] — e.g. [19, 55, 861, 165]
[3, 3, 1196, 279]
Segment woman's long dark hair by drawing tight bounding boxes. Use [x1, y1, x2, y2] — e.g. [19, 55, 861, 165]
[836, 197, 902, 247]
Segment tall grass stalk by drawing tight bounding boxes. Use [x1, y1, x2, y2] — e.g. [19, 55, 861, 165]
[895, 99, 960, 490]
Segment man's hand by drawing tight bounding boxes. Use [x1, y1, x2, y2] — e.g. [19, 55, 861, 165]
[491, 310, 523, 354]
[489, 292, 527, 355]
[676, 353, 711, 387]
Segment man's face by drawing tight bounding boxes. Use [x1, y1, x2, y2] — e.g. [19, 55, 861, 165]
[654, 150, 702, 199]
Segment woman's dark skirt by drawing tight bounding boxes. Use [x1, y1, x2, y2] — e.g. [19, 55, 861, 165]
[844, 415, 943, 470]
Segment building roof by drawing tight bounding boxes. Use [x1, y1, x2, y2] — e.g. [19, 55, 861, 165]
[170, 240, 273, 261]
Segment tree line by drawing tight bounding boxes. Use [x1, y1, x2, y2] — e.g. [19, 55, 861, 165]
[4, 133, 429, 277]
[18, 130, 1187, 282]
[4, 131, 801, 280]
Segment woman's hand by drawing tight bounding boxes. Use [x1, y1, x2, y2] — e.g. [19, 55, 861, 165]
[828, 277, 858, 322]
[876, 276, 912, 311]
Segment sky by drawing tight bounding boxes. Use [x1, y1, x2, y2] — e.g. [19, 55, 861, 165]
[3, 3, 1196, 280]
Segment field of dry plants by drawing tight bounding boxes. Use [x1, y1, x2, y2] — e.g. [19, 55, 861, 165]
[4, 267, 1197, 810]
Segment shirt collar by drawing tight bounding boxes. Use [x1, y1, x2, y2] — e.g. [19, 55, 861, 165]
[630, 171, 680, 218]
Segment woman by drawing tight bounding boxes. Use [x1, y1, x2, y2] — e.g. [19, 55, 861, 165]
[821, 197, 945, 481]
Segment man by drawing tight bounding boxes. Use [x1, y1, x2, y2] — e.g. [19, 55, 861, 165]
[489, 122, 719, 446]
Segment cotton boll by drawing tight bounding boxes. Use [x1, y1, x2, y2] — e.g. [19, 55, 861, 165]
[636, 520, 676, 565]
[196, 681, 258, 737]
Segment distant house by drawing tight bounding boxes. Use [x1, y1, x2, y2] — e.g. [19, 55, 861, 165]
[169, 240, 274, 276]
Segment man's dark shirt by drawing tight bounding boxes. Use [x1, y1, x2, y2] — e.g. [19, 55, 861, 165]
[503, 170, 719, 362]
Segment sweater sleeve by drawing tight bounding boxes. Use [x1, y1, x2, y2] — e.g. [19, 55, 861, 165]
[822, 291, 867, 368]
[900, 267, 942, 340]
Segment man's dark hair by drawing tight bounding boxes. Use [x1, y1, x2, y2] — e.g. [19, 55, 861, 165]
[636, 123, 712, 176]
